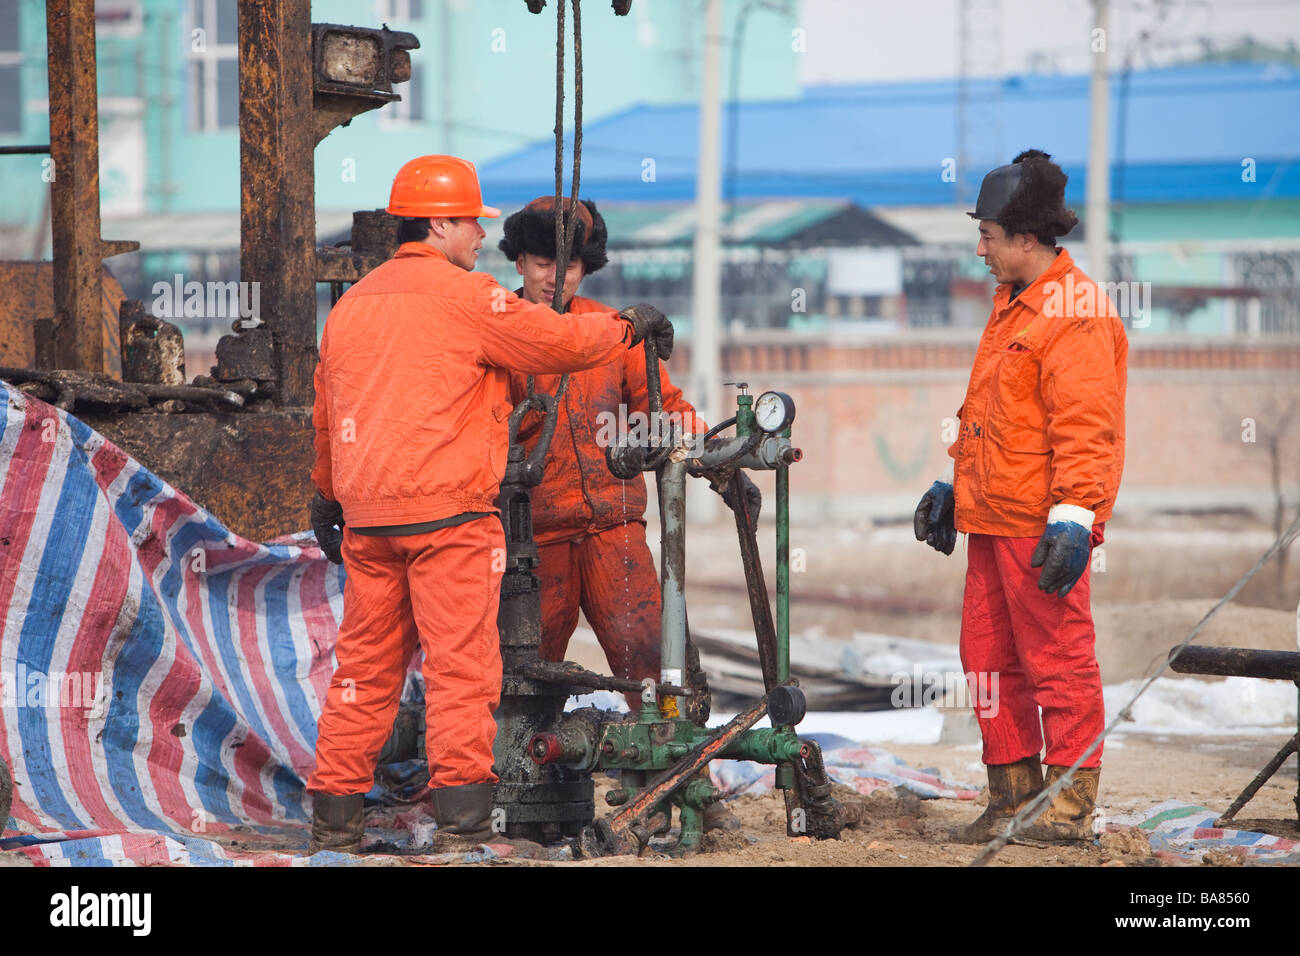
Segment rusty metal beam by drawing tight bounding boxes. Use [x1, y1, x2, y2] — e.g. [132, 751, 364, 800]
[44, 0, 137, 373]
[81, 408, 315, 541]
[315, 209, 401, 283]
[238, 0, 316, 407]
[1167, 645, 1300, 681]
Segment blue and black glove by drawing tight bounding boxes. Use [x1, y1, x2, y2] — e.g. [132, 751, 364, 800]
[1030, 504, 1094, 597]
[913, 480, 957, 556]
[619, 303, 675, 359]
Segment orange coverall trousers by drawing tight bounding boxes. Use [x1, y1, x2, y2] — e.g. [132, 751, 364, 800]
[959, 525, 1106, 769]
[307, 517, 504, 795]
[535, 521, 662, 695]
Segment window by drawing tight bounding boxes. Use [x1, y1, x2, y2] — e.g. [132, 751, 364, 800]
[189, 0, 239, 130]
[96, 1, 143, 38]
[374, 1, 426, 127]
[376, 0, 426, 21]
[0, 3, 20, 134]
[380, 62, 424, 126]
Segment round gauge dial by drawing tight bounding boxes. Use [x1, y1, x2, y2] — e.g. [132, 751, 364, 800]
[754, 390, 795, 433]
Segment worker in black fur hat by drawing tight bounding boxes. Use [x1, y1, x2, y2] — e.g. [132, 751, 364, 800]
[499, 197, 758, 710]
[914, 149, 1129, 845]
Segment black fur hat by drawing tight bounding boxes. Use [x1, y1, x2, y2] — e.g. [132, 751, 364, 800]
[499, 196, 609, 274]
[996, 149, 1078, 240]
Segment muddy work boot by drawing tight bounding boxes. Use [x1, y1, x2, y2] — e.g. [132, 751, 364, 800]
[1019, 765, 1100, 843]
[430, 782, 501, 850]
[702, 800, 743, 833]
[308, 792, 366, 855]
[949, 756, 1043, 844]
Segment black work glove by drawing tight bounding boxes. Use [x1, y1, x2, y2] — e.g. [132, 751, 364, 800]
[1030, 511, 1093, 598]
[310, 490, 345, 565]
[719, 471, 762, 526]
[619, 303, 675, 360]
[913, 480, 957, 555]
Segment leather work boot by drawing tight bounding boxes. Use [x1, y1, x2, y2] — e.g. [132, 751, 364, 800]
[1019, 765, 1100, 843]
[949, 756, 1044, 844]
[308, 793, 366, 855]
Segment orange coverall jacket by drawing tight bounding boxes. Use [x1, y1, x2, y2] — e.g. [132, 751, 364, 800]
[508, 294, 704, 546]
[949, 247, 1128, 537]
[312, 246, 633, 526]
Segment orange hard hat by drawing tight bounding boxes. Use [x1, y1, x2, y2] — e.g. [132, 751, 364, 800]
[387, 155, 501, 219]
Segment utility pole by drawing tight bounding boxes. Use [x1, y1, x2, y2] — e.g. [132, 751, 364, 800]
[1086, 0, 1110, 284]
[691, 0, 724, 521]
[441, 0, 454, 153]
[956, 0, 1003, 209]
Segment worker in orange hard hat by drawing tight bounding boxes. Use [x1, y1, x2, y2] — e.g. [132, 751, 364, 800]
[500, 196, 756, 833]
[913, 149, 1127, 845]
[305, 156, 676, 854]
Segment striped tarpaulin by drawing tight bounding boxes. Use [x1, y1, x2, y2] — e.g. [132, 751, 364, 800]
[1106, 800, 1300, 864]
[0, 381, 346, 864]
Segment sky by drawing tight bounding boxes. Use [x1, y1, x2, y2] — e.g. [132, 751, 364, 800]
[794, 0, 1300, 84]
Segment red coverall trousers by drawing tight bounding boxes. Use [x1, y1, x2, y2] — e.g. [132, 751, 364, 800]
[535, 521, 662, 696]
[307, 517, 504, 795]
[959, 525, 1106, 768]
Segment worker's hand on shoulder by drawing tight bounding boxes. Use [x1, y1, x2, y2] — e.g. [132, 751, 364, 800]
[619, 303, 674, 360]
[913, 480, 956, 555]
[310, 490, 345, 565]
[1030, 504, 1094, 597]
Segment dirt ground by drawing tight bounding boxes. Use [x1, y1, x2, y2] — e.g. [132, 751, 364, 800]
[534, 733, 1298, 867]
[10, 512, 1290, 868]
[529, 509, 1300, 867]
[318, 510, 1300, 867]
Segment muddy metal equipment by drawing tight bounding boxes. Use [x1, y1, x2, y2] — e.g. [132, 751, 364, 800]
[492, 341, 846, 854]
[1167, 645, 1300, 826]
[491, 389, 597, 843]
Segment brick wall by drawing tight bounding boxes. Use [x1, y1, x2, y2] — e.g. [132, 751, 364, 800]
[667, 337, 1300, 521]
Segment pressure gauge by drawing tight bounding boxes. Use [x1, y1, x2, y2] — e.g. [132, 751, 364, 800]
[754, 391, 795, 433]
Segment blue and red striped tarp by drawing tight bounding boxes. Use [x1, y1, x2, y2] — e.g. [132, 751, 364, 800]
[0, 381, 345, 864]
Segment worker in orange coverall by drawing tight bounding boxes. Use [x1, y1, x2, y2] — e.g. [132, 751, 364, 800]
[499, 197, 760, 712]
[914, 149, 1127, 845]
[305, 157, 675, 854]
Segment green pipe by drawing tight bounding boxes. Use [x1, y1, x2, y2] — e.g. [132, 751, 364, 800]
[719, 728, 802, 764]
[736, 392, 755, 436]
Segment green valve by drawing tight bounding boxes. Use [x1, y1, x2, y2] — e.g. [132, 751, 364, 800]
[728, 382, 755, 436]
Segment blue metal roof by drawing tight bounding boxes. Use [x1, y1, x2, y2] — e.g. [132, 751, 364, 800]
[478, 63, 1300, 209]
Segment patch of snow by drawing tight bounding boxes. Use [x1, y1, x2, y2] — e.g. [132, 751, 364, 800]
[565, 690, 629, 713]
[1104, 676, 1297, 736]
[708, 707, 945, 745]
[843, 631, 963, 682]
